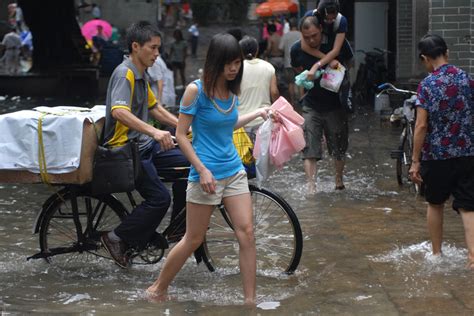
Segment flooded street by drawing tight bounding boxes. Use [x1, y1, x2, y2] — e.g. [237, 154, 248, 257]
[1, 98, 473, 315]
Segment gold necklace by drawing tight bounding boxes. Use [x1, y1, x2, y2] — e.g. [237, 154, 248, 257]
[211, 94, 236, 115]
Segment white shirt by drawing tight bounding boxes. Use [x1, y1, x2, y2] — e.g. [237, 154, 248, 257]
[238, 58, 275, 127]
[148, 56, 176, 106]
[279, 30, 301, 68]
[188, 24, 199, 37]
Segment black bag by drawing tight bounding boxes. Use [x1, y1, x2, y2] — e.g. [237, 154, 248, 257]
[91, 140, 140, 195]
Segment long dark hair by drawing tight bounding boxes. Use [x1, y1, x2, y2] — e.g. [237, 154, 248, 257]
[202, 33, 243, 97]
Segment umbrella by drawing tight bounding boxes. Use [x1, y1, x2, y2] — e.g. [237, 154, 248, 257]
[81, 19, 112, 41]
[271, 1, 298, 14]
[255, 2, 273, 17]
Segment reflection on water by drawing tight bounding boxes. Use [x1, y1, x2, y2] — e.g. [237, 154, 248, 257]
[1, 100, 473, 314]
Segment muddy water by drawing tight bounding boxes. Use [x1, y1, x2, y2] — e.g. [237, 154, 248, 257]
[1, 98, 473, 314]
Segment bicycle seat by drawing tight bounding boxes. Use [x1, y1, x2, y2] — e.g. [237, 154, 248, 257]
[156, 166, 190, 181]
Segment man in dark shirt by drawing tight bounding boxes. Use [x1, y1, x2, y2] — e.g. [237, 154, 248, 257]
[291, 15, 349, 194]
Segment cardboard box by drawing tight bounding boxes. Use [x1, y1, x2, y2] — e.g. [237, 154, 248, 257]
[0, 119, 103, 185]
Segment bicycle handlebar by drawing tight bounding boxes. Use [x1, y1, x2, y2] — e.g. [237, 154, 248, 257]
[376, 83, 417, 98]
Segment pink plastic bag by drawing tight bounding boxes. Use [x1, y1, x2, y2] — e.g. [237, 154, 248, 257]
[269, 118, 306, 169]
[271, 96, 304, 125]
[269, 122, 294, 168]
[279, 115, 305, 152]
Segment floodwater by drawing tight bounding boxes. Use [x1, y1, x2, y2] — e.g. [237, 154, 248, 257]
[1, 97, 473, 315]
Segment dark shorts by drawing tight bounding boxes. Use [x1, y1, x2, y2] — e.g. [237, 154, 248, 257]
[301, 105, 348, 160]
[420, 156, 474, 212]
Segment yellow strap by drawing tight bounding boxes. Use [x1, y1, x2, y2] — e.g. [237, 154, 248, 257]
[35, 108, 95, 185]
[37, 112, 50, 184]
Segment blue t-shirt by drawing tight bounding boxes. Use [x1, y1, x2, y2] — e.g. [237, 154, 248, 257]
[416, 64, 473, 161]
[179, 80, 243, 182]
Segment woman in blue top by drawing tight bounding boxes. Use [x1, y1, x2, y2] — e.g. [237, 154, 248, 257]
[147, 33, 270, 304]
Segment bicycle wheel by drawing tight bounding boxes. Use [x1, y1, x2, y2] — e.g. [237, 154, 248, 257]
[200, 185, 303, 274]
[38, 187, 127, 265]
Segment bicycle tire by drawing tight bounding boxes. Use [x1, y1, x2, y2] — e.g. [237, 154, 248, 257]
[38, 187, 127, 265]
[200, 185, 303, 274]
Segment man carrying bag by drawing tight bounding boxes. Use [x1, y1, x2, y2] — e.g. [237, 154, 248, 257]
[98, 21, 189, 269]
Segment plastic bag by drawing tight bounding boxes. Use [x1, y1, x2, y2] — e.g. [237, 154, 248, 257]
[253, 119, 274, 188]
[267, 97, 306, 169]
[294, 70, 314, 90]
[271, 96, 304, 125]
[269, 116, 306, 169]
[320, 64, 346, 93]
[233, 127, 254, 165]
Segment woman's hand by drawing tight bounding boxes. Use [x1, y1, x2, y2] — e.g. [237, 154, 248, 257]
[408, 161, 423, 185]
[199, 168, 217, 194]
[259, 107, 271, 120]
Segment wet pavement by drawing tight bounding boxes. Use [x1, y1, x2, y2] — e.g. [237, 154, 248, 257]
[1, 96, 473, 314]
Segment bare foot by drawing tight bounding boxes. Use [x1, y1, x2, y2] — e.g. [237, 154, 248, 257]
[335, 177, 344, 189]
[306, 182, 316, 195]
[145, 288, 168, 302]
[244, 298, 256, 307]
[466, 261, 474, 271]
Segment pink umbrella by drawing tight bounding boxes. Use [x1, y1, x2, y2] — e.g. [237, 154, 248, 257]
[81, 19, 112, 41]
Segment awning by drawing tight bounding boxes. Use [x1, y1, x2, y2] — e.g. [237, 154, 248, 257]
[255, 0, 298, 17]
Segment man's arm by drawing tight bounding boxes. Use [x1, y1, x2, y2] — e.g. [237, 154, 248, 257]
[149, 104, 179, 128]
[112, 107, 174, 151]
[157, 79, 164, 102]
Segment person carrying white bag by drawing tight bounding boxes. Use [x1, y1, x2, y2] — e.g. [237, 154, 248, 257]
[290, 15, 349, 194]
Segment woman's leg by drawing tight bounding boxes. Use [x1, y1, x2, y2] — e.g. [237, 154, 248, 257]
[147, 202, 214, 297]
[427, 203, 444, 255]
[222, 193, 256, 305]
[459, 209, 474, 269]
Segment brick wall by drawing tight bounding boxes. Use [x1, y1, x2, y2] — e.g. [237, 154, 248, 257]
[429, 0, 474, 76]
[396, 0, 413, 78]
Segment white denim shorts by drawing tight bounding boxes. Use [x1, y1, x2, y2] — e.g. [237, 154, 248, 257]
[186, 169, 249, 205]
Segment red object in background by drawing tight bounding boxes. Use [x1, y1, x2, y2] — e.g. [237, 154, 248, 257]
[81, 19, 112, 41]
[255, 0, 298, 17]
[255, 2, 273, 17]
[271, 1, 298, 14]
[182, 2, 190, 14]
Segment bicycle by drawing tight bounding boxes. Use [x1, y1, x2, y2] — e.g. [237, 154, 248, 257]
[377, 83, 422, 194]
[27, 165, 303, 274]
[352, 48, 390, 108]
